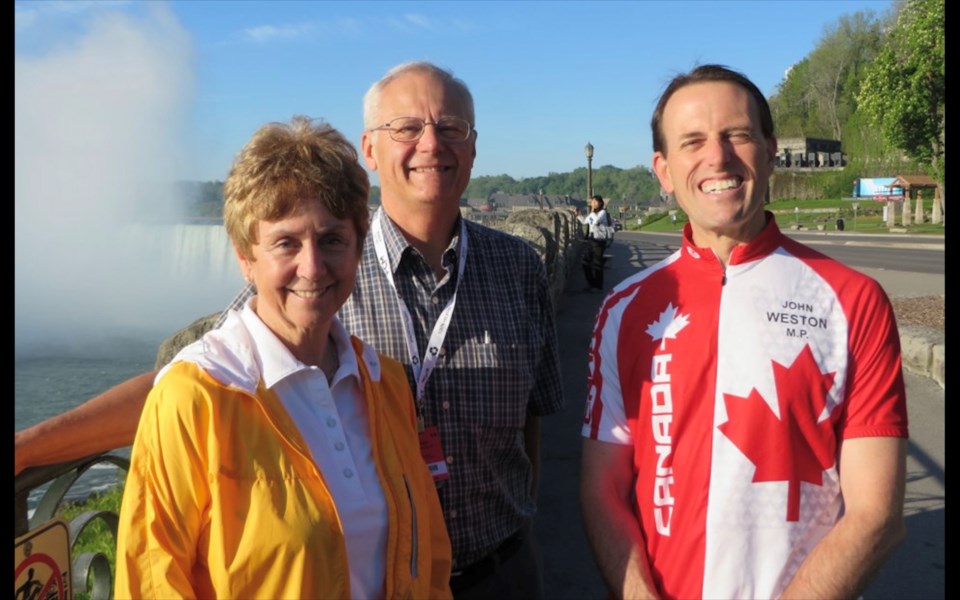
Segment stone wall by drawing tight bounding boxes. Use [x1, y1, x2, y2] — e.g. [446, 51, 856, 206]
[499, 208, 580, 309]
[769, 171, 827, 200]
[154, 208, 583, 367]
[898, 324, 945, 388]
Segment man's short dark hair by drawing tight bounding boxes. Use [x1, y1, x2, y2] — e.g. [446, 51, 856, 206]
[651, 64, 774, 154]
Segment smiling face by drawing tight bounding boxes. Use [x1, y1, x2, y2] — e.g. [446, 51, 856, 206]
[235, 200, 360, 349]
[652, 80, 776, 247]
[361, 70, 476, 217]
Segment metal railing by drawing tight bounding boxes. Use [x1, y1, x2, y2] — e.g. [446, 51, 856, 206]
[15, 453, 129, 599]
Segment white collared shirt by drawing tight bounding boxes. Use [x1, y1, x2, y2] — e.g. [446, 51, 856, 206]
[239, 299, 388, 599]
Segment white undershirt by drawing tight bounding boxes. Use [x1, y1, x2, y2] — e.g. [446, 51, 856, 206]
[240, 301, 388, 599]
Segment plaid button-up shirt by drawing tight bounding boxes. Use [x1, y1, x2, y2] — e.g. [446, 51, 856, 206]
[216, 209, 563, 568]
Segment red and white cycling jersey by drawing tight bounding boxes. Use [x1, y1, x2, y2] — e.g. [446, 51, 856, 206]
[582, 214, 908, 600]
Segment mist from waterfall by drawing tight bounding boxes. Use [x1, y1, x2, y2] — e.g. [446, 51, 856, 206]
[15, 5, 241, 358]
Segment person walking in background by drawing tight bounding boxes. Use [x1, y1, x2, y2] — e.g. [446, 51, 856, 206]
[17, 61, 563, 600]
[579, 64, 907, 599]
[575, 194, 613, 292]
[114, 116, 451, 599]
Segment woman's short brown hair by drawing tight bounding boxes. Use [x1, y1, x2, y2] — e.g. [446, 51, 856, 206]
[223, 115, 370, 259]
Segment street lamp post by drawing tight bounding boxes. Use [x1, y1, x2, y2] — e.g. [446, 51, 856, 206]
[584, 142, 594, 199]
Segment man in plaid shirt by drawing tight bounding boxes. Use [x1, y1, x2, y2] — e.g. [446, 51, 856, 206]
[16, 61, 563, 599]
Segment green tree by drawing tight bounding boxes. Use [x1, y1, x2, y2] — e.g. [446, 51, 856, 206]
[771, 59, 814, 137]
[806, 10, 885, 140]
[771, 9, 887, 146]
[857, 0, 944, 199]
[463, 165, 659, 205]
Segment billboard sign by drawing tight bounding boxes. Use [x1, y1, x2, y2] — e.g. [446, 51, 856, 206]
[852, 177, 904, 200]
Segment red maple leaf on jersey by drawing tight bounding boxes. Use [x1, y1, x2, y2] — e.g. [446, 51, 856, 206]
[717, 344, 837, 522]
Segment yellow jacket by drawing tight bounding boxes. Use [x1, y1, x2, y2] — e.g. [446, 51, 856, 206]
[115, 320, 451, 599]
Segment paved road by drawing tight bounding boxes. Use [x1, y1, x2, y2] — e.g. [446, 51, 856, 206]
[535, 235, 944, 599]
[622, 229, 945, 275]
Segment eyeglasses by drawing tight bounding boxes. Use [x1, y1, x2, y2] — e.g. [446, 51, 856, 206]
[370, 116, 473, 143]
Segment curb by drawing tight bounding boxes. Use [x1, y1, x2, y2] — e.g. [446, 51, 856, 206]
[899, 326, 945, 389]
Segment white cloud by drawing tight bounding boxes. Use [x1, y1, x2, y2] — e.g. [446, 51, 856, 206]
[383, 14, 476, 34]
[15, 0, 133, 32]
[242, 22, 315, 43]
[14, 5, 39, 30]
[334, 16, 363, 33]
[403, 13, 435, 30]
[449, 17, 478, 32]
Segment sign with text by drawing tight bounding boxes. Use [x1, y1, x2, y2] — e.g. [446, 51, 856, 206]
[15, 518, 72, 600]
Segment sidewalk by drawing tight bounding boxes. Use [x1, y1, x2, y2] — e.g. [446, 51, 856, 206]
[535, 237, 944, 599]
[855, 267, 944, 388]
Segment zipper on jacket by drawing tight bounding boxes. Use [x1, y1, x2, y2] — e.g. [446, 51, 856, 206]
[403, 475, 419, 578]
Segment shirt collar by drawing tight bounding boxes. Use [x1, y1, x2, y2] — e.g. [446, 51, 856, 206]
[680, 210, 783, 266]
[377, 207, 463, 273]
[238, 297, 359, 389]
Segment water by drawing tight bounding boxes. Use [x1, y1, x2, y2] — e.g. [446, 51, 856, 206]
[15, 338, 161, 512]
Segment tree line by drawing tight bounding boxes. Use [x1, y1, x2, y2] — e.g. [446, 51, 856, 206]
[463, 164, 662, 204]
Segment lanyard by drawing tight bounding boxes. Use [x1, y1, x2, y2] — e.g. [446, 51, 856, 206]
[370, 208, 468, 410]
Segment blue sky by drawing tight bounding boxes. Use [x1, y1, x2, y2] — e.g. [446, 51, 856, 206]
[16, 0, 895, 186]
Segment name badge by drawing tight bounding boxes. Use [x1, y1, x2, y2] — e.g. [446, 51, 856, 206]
[419, 425, 450, 484]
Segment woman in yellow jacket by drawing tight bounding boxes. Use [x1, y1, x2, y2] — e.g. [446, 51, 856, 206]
[114, 116, 451, 599]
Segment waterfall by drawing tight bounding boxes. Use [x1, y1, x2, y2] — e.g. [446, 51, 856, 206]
[15, 221, 244, 357]
[127, 222, 239, 287]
